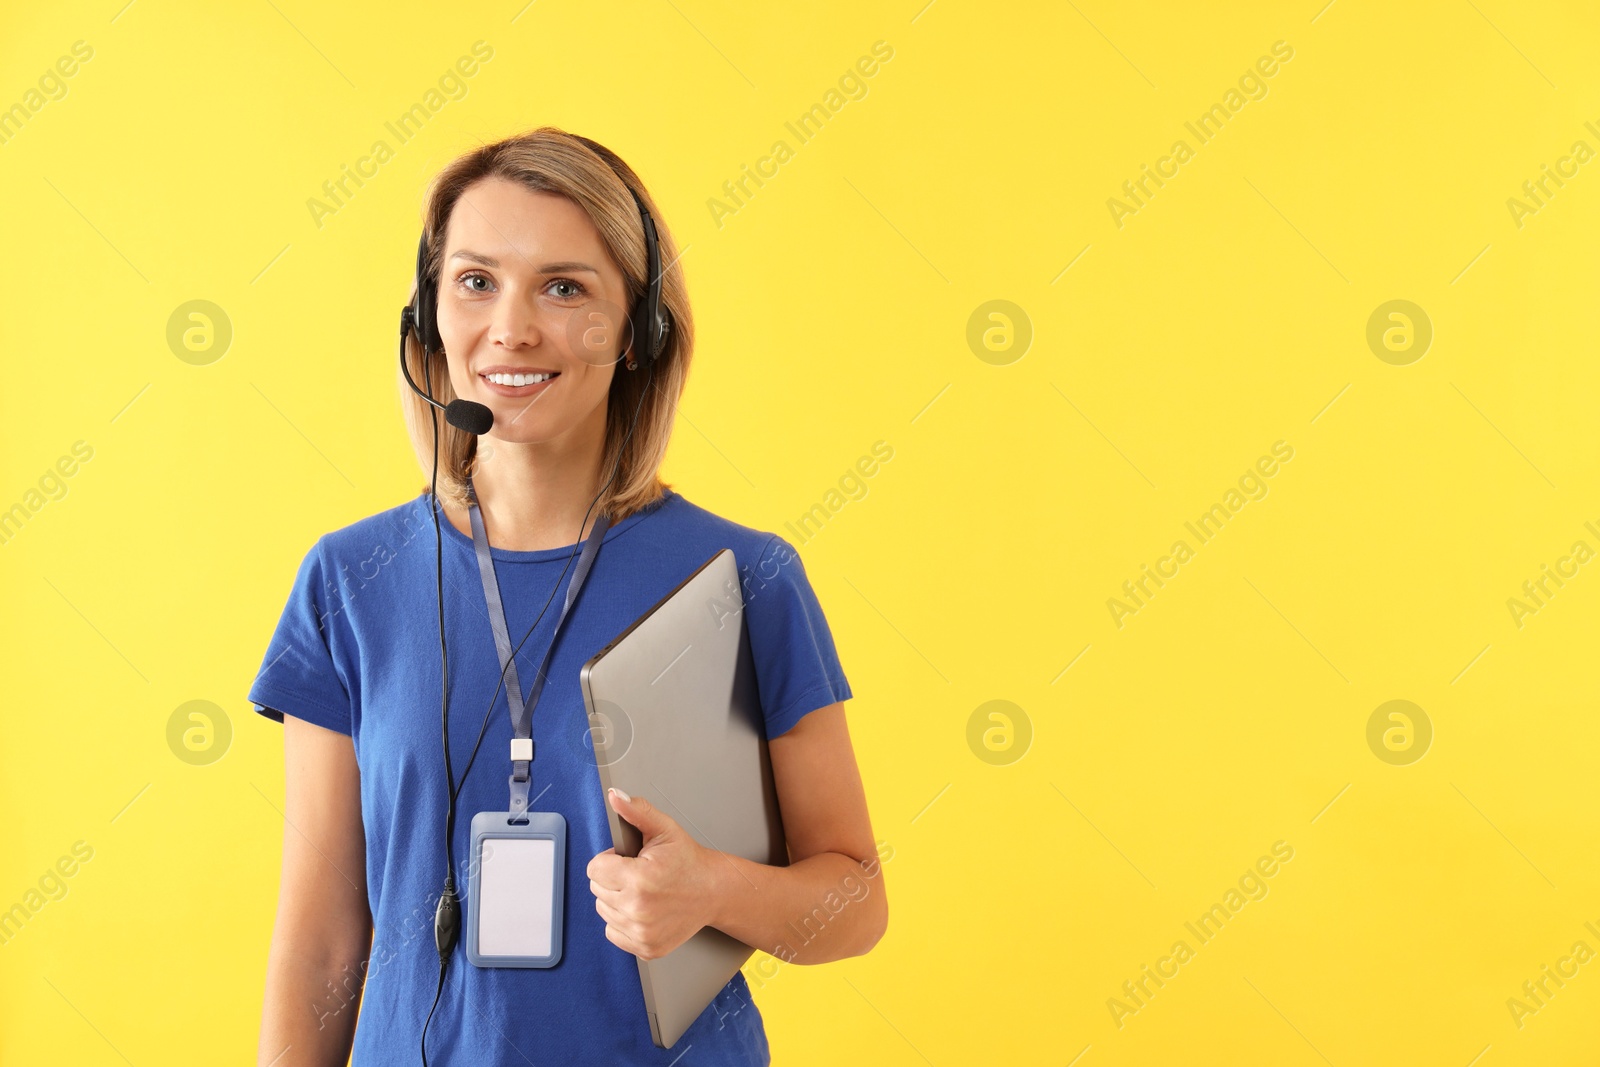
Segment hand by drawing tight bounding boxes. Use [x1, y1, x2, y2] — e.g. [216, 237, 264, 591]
[587, 787, 719, 961]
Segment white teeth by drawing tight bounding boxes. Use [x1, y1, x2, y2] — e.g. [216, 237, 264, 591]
[485, 372, 555, 386]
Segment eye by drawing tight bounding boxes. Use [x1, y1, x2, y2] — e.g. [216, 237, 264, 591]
[457, 270, 494, 294]
[548, 278, 587, 300]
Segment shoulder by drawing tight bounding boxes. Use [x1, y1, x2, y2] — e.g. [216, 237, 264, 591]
[309, 494, 435, 567]
[654, 494, 851, 737]
[647, 489, 773, 550]
[643, 490, 816, 603]
[643, 489, 790, 565]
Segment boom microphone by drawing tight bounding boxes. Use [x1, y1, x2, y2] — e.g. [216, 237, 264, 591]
[398, 307, 496, 435]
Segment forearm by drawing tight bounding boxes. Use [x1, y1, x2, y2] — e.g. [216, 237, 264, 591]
[705, 849, 886, 965]
[259, 930, 370, 1066]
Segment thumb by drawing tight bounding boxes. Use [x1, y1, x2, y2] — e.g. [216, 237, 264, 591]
[609, 787, 676, 846]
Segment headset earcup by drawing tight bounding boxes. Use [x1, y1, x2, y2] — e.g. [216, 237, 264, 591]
[412, 231, 439, 355]
[418, 285, 438, 355]
[649, 308, 668, 363]
[624, 281, 658, 367]
[632, 302, 650, 366]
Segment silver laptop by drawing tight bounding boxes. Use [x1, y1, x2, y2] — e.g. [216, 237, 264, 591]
[578, 548, 788, 1049]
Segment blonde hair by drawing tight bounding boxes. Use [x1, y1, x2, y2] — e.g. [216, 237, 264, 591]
[398, 126, 693, 521]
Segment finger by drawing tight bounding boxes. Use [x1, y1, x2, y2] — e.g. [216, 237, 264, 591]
[593, 895, 629, 928]
[604, 921, 648, 959]
[586, 855, 628, 891]
[610, 789, 678, 845]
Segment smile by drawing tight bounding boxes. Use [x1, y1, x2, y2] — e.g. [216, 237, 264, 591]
[486, 371, 556, 385]
[480, 371, 560, 396]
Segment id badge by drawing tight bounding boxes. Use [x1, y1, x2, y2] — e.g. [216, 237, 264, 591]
[465, 811, 566, 968]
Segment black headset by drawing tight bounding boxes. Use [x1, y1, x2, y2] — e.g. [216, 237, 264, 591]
[398, 136, 673, 1065]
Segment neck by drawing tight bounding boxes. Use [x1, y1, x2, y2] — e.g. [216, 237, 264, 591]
[448, 413, 609, 553]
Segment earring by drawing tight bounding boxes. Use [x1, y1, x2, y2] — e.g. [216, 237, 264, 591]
[625, 357, 638, 371]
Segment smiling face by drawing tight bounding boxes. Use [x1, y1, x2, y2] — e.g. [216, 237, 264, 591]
[435, 176, 633, 446]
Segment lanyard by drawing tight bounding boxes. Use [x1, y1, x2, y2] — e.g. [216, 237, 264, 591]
[466, 476, 610, 820]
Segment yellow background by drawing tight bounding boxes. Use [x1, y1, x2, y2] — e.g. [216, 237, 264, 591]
[3, 0, 1598, 1063]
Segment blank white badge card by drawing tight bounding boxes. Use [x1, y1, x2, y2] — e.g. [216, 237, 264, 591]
[467, 811, 566, 967]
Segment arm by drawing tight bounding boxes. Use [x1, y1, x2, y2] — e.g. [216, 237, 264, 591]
[705, 702, 888, 964]
[589, 703, 888, 965]
[258, 715, 373, 1066]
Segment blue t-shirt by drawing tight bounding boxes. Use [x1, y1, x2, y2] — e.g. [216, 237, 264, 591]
[247, 487, 853, 1066]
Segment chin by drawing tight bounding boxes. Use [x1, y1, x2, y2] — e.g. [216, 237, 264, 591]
[483, 419, 564, 446]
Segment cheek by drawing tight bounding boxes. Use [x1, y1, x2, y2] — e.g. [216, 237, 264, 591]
[435, 298, 474, 347]
[575, 365, 617, 402]
[448, 355, 472, 386]
[437, 321, 485, 387]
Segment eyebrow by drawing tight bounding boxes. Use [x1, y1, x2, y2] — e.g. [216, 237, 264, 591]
[448, 250, 600, 274]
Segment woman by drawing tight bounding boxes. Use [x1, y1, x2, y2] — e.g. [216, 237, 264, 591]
[250, 127, 886, 1065]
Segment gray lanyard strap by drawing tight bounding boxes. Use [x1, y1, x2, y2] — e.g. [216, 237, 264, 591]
[466, 477, 610, 819]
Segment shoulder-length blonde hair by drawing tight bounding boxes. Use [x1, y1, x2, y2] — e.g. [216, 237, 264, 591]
[399, 126, 693, 522]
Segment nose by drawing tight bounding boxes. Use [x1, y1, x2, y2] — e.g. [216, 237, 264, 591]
[488, 286, 543, 349]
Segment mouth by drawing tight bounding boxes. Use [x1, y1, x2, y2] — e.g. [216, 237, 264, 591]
[478, 369, 561, 397]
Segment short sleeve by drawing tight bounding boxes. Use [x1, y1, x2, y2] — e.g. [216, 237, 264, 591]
[743, 535, 853, 739]
[248, 539, 354, 736]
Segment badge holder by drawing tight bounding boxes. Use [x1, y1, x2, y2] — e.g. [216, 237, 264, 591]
[465, 808, 567, 968]
[460, 478, 609, 970]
